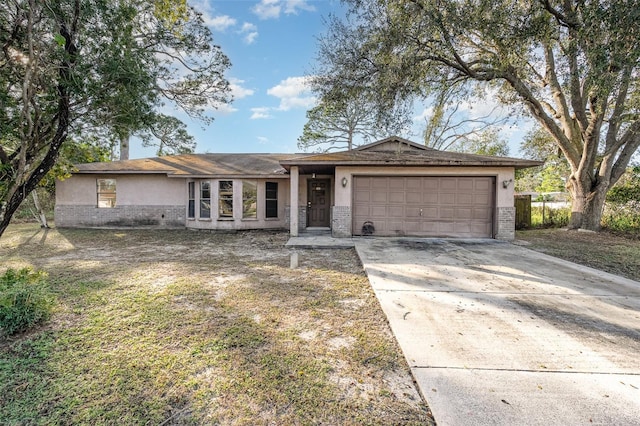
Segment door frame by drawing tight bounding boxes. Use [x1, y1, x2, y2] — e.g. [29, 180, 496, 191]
[307, 178, 331, 228]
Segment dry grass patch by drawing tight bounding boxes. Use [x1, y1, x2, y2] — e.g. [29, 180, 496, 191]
[516, 228, 640, 282]
[0, 224, 433, 425]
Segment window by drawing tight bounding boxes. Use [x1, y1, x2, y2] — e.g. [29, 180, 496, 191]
[97, 179, 116, 208]
[265, 182, 278, 218]
[242, 180, 257, 219]
[219, 180, 233, 218]
[200, 182, 211, 218]
[187, 182, 195, 218]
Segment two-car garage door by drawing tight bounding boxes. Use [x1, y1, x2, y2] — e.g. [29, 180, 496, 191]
[352, 176, 494, 238]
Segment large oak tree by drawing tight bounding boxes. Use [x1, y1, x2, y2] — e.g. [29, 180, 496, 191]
[0, 0, 231, 236]
[316, 0, 640, 230]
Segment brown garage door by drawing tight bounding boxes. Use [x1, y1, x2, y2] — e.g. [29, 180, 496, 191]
[353, 176, 494, 237]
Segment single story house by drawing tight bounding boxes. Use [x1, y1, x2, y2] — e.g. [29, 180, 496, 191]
[55, 136, 541, 239]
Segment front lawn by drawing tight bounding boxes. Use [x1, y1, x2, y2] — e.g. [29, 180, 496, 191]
[0, 224, 433, 425]
[516, 228, 640, 282]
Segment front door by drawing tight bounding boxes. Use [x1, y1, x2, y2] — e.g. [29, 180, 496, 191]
[307, 179, 330, 227]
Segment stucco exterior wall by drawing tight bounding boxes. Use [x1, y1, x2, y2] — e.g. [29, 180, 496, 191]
[186, 178, 290, 231]
[333, 166, 517, 239]
[55, 174, 185, 228]
[56, 174, 184, 206]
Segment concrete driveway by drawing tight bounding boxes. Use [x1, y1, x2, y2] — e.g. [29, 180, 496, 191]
[354, 238, 640, 425]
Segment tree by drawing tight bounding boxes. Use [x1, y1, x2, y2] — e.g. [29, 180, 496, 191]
[517, 127, 571, 194]
[298, 94, 387, 152]
[139, 115, 196, 156]
[316, 0, 640, 230]
[449, 128, 510, 157]
[0, 0, 231, 237]
[422, 84, 512, 151]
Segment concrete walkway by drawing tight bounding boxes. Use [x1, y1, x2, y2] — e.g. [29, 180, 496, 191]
[353, 238, 640, 425]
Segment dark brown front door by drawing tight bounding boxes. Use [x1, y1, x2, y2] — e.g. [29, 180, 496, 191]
[308, 179, 330, 227]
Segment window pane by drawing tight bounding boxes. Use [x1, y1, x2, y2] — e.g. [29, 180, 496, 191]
[200, 200, 211, 218]
[97, 179, 116, 208]
[188, 182, 195, 218]
[200, 181, 211, 218]
[265, 182, 278, 218]
[219, 180, 233, 217]
[242, 180, 257, 219]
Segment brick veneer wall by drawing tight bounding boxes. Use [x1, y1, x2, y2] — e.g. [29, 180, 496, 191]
[284, 206, 307, 232]
[331, 206, 351, 237]
[495, 206, 515, 240]
[55, 205, 185, 228]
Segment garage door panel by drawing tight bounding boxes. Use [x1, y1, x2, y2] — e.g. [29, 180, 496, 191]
[371, 205, 387, 217]
[423, 193, 439, 203]
[456, 193, 474, 204]
[355, 191, 370, 202]
[405, 207, 422, 218]
[458, 179, 475, 190]
[388, 205, 405, 218]
[353, 176, 494, 237]
[389, 192, 405, 203]
[456, 208, 473, 219]
[440, 193, 456, 205]
[406, 178, 422, 189]
[406, 192, 422, 203]
[372, 192, 387, 203]
[441, 178, 458, 190]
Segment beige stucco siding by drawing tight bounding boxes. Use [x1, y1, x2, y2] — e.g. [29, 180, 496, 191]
[56, 174, 184, 206]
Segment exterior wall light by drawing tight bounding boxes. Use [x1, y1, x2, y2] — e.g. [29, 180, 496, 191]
[341, 177, 348, 187]
[502, 179, 513, 189]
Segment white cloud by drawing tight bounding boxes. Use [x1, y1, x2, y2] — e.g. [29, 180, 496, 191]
[244, 31, 259, 44]
[214, 103, 238, 114]
[413, 107, 435, 122]
[284, 0, 316, 14]
[229, 79, 254, 100]
[267, 76, 316, 111]
[252, 0, 316, 20]
[253, 0, 281, 20]
[205, 14, 237, 31]
[257, 136, 269, 144]
[239, 22, 259, 44]
[251, 107, 273, 119]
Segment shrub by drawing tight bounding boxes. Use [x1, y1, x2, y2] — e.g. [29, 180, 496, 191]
[602, 201, 640, 237]
[0, 268, 55, 336]
[531, 205, 571, 228]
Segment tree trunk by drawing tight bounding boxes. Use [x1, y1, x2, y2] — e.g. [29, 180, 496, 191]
[31, 190, 49, 228]
[119, 134, 130, 160]
[567, 177, 609, 231]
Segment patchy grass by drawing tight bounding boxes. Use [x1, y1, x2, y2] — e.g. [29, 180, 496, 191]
[516, 228, 640, 282]
[0, 224, 433, 425]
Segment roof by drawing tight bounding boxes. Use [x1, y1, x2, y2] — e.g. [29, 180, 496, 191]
[280, 136, 542, 170]
[72, 136, 542, 177]
[74, 153, 304, 178]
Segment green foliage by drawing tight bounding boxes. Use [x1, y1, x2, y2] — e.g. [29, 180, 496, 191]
[607, 167, 640, 204]
[531, 206, 571, 228]
[0, 0, 231, 236]
[602, 202, 640, 236]
[516, 127, 570, 194]
[0, 268, 55, 336]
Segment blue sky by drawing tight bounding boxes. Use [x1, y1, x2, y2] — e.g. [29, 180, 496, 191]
[131, 0, 344, 158]
[131, 0, 532, 159]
